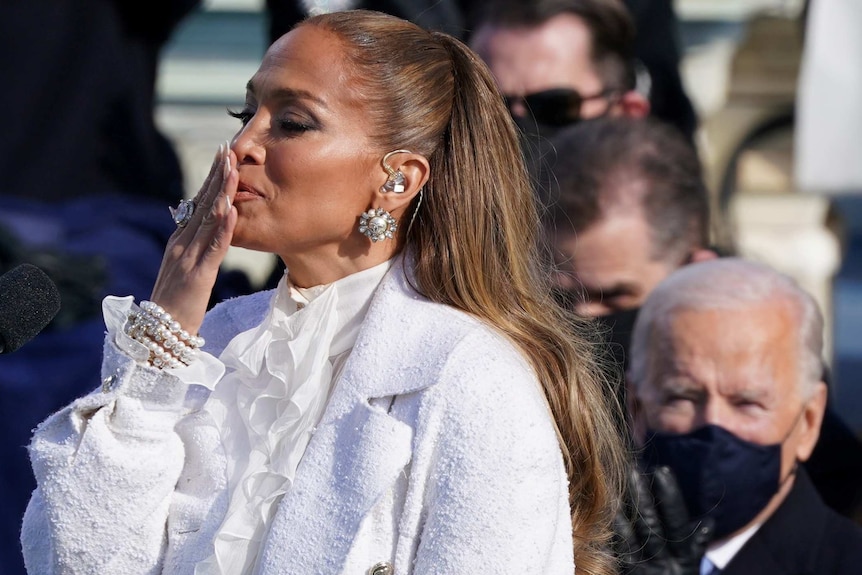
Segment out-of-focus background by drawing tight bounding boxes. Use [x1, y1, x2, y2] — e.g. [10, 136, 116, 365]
[158, 0, 862, 433]
[0, 1, 860, 573]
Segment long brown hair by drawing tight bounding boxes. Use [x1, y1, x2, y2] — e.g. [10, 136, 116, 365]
[301, 10, 626, 574]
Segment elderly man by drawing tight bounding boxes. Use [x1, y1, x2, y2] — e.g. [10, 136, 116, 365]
[627, 257, 862, 574]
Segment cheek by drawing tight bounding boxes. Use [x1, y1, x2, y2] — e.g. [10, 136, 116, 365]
[639, 262, 676, 295]
[642, 396, 697, 433]
[654, 409, 697, 434]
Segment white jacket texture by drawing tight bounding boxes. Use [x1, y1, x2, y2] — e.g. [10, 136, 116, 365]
[21, 260, 574, 575]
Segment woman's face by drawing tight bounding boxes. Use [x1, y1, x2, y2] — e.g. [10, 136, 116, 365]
[228, 25, 386, 284]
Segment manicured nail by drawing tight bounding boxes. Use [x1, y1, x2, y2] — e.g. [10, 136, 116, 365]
[224, 155, 231, 179]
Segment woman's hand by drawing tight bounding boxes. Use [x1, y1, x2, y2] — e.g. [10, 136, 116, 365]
[149, 142, 237, 337]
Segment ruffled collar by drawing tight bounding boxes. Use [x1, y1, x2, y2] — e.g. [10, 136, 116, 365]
[195, 259, 393, 575]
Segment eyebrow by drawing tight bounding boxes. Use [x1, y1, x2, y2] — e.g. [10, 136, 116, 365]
[660, 378, 701, 394]
[583, 282, 640, 301]
[245, 80, 329, 110]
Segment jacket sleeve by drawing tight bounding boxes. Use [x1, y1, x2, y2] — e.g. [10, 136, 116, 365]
[18, 286, 248, 575]
[20, 333, 195, 575]
[408, 329, 575, 575]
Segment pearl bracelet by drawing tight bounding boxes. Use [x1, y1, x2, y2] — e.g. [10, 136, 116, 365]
[124, 300, 205, 369]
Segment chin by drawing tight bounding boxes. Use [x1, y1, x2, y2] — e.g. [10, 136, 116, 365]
[230, 229, 268, 254]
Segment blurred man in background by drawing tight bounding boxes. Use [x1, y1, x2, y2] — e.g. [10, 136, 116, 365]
[467, 0, 697, 147]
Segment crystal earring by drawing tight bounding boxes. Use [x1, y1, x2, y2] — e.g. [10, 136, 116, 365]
[380, 149, 412, 194]
[359, 207, 398, 242]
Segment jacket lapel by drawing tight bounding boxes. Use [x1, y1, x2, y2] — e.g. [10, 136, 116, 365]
[255, 398, 413, 574]
[255, 257, 453, 574]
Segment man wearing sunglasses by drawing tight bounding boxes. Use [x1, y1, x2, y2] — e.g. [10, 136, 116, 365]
[468, 0, 651, 135]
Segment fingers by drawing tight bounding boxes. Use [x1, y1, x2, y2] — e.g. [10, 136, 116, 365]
[169, 144, 224, 240]
[172, 141, 233, 246]
[652, 466, 696, 551]
[689, 516, 714, 557]
[192, 148, 237, 265]
[630, 466, 667, 560]
[192, 141, 233, 229]
[151, 142, 237, 333]
[612, 507, 641, 563]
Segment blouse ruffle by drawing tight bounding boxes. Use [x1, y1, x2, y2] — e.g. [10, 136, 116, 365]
[103, 260, 391, 575]
[196, 261, 391, 574]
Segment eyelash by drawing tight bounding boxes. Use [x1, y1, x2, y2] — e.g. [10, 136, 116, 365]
[227, 108, 253, 126]
[227, 108, 312, 134]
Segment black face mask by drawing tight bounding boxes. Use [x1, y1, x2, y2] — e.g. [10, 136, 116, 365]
[594, 307, 640, 373]
[640, 425, 783, 541]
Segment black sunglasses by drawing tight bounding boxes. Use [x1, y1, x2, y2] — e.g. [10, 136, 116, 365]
[504, 87, 618, 127]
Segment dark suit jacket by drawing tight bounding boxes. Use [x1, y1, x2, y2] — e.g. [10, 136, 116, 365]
[722, 467, 862, 575]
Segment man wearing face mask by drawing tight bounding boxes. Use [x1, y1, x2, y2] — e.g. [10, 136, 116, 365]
[540, 117, 715, 378]
[627, 257, 862, 574]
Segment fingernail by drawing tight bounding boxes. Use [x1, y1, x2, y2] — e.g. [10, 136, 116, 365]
[225, 195, 232, 212]
[224, 155, 231, 179]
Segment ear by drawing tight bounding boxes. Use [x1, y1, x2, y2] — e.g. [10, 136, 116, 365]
[619, 90, 650, 119]
[373, 151, 430, 216]
[795, 381, 828, 462]
[689, 248, 719, 263]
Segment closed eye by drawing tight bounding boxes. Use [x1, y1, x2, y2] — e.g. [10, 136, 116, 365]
[278, 119, 313, 134]
[227, 108, 313, 136]
[227, 107, 254, 126]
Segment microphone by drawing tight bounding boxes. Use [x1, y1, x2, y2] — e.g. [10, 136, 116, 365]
[0, 263, 61, 354]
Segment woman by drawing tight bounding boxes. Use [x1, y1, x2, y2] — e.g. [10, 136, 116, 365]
[21, 10, 625, 575]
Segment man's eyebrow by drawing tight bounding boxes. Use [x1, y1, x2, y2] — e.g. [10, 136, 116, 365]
[659, 378, 706, 400]
[583, 282, 639, 301]
[245, 80, 329, 109]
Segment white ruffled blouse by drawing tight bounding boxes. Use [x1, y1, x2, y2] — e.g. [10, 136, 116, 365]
[105, 259, 393, 575]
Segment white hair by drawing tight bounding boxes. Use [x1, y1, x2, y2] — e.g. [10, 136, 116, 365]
[629, 257, 824, 398]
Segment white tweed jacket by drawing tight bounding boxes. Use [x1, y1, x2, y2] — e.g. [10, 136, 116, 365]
[21, 259, 574, 575]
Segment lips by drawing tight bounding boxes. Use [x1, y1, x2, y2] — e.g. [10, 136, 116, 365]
[235, 182, 261, 202]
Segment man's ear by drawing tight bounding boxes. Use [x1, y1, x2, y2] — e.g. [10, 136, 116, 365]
[795, 381, 828, 462]
[690, 248, 719, 264]
[619, 90, 650, 119]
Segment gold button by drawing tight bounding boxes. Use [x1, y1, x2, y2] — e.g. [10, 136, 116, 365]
[368, 561, 393, 575]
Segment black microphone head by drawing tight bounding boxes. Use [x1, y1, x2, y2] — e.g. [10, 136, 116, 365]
[0, 263, 62, 353]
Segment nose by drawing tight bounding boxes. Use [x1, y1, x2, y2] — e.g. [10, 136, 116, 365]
[231, 116, 265, 166]
[698, 397, 729, 430]
[574, 300, 608, 318]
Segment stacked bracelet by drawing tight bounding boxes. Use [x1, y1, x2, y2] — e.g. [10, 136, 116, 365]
[124, 300, 205, 369]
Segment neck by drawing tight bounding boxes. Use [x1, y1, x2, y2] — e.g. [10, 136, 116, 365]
[281, 246, 400, 288]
